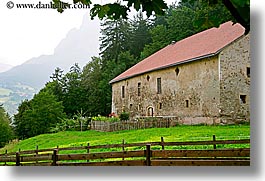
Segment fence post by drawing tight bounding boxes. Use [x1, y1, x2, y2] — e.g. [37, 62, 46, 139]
[161, 137, 165, 150]
[36, 145, 39, 164]
[213, 135, 216, 149]
[4, 150, 7, 166]
[16, 152, 20, 166]
[145, 144, 151, 166]
[52, 149, 58, 166]
[87, 143, 90, 162]
[122, 139, 125, 161]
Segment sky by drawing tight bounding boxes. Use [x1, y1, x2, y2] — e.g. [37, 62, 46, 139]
[0, 0, 94, 66]
[0, 0, 177, 66]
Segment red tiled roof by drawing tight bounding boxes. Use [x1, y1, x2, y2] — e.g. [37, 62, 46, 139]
[110, 21, 245, 84]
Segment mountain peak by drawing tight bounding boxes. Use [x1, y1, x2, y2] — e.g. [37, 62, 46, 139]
[0, 14, 100, 89]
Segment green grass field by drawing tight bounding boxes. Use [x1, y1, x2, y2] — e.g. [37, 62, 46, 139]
[0, 124, 250, 154]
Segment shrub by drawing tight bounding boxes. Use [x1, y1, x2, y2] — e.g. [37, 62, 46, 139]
[108, 117, 120, 122]
[50, 114, 91, 132]
[92, 116, 109, 122]
[92, 116, 120, 122]
[119, 112, 130, 121]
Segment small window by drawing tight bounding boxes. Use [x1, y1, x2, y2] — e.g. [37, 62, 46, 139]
[175, 67, 180, 76]
[159, 103, 162, 109]
[121, 86, 125, 98]
[185, 100, 189, 108]
[129, 104, 133, 110]
[147, 75, 150, 81]
[240, 95, 247, 104]
[247, 67, 250, 78]
[138, 82, 141, 96]
[157, 78, 162, 94]
[138, 104, 141, 111]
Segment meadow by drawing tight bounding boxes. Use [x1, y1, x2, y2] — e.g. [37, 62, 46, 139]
[0, 124, 250, 154]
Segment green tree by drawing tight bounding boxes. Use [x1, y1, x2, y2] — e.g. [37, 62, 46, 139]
[140, 24, 169, 59]
[181, 0, 249, 33]
[53, 0, 168, 19]
[129, 12, 152, 59]
[13, 100, 31, 140]
[141, 0, 234, 59]
[81, 57, 105, 116]
[46, 64, 85, 118]
[49, 67, 64, 101]
[0, 104, 14, 147]
[100, 18, 131, 63]
[99, 52, 135, 115]
[60, 64, 84, 117]
[180, 0, 235, 30]
[13, 90, 66, 139]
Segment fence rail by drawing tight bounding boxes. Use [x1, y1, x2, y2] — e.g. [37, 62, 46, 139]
[0, 136, 250, 166]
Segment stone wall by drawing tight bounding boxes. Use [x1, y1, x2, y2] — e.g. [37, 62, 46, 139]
[219, 34, 250, 123]
[111, 56, 220, 124]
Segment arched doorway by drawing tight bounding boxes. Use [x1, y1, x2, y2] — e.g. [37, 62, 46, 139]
[147, 107, 154, 117]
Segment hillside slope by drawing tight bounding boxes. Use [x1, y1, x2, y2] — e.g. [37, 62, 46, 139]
[0, 125, 250, 153]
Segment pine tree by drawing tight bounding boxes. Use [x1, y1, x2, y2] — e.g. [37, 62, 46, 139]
[129, 12, 152, 59]
[99, 18, 131, 63]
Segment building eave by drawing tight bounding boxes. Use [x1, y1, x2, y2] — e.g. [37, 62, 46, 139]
[109, 52, 217, 84]
[109, 32, 246, 85]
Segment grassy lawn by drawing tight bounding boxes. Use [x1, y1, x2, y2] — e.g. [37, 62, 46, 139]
[0, 125, 250, 154]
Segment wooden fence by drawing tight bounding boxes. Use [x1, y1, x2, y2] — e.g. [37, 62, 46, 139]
[91, 117, 178, 132]
[0, 136, 250, 166]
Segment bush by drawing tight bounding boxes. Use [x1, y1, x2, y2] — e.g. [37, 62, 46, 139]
[119, 112, 130, 121]
[92, 116, 120, 122]
[92, 116, 109, 122]
[50, 115, 92, 133]
[109, 117, 120, 122]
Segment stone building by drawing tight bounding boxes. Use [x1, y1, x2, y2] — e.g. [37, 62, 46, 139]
[109, 21, 250, 125]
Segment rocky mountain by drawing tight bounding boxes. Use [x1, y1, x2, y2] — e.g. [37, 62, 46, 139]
[0, 15, 100, 115]
[0, 15, 100, 90]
